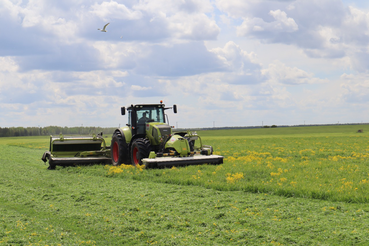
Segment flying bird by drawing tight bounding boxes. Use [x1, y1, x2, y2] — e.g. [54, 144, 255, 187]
[98, 23, 110, 32]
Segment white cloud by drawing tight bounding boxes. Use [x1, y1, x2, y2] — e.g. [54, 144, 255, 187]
[218, 0, 369, 74]
[341, 73, 369, 102]
[130, 0, 219, 40]
[131, 85, 152, 91]
[168, 12, 219, 40]
[90, 1, 142, 20]
[0, 57, 19, 73]
[211, 41, 257, 70]
[237, 11, 298, 36]
[237, 9, 298, 36]
[134, 0, 213, 15]
[92, 41, 139, 69]
[1, 0, 22, 20]
[263, 61, 327, 85]
[269, 9, 298, 31]
[210, 41, 263, 84]
[134, 42, 225, 76]
[214, 0, 251, 18]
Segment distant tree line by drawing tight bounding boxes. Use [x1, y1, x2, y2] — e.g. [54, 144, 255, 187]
[263, 125, 277, 128]
[2, 122, 369, 137]
[0, 126, 117, 137]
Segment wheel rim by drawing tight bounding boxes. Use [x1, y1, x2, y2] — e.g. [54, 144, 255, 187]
[112, 142, 119, 163]
[132, 147, 139, 165]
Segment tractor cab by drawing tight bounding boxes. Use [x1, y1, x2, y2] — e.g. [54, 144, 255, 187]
[121, 103, 177, 136]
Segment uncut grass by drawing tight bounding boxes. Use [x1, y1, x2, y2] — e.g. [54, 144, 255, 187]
[108, 132, 369, 203]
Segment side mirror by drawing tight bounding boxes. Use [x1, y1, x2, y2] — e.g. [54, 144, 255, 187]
[121, 107, 126, 115]
[173, 105, 177, 113]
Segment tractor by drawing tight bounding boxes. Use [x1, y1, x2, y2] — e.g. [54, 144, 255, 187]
[42, 102, 223, 169]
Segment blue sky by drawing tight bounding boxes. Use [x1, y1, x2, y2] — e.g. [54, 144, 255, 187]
[1, 0, 369, 128]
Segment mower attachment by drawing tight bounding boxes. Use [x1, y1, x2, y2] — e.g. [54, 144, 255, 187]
[41, 134, 111, 169]
[141, 154, 223, 168]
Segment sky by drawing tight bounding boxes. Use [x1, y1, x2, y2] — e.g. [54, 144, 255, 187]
[1, 0, 369, 129]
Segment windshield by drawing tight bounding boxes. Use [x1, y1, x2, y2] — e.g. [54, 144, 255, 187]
[136, 106, 165, 124]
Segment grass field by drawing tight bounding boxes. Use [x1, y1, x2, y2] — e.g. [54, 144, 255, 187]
[1, 125, 369, 245]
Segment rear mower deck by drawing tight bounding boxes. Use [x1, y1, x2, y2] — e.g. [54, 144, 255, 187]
[41, 134, 111, 169]
[41, 153, 112, 165]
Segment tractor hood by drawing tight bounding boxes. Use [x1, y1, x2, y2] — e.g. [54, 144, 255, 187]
[146, 123, 172, 146]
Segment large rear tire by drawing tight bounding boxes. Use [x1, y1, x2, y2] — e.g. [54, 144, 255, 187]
[130, 138, 151, 166]
[111, 131, 129, 166]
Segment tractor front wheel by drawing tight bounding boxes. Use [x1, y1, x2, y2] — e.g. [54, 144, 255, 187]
[130, 138, 151, 166]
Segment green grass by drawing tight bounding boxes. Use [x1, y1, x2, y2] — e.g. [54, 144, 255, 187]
[1, 126, 369, 245]
[109, 125, 369, 203]
[198, 124, 369, 137]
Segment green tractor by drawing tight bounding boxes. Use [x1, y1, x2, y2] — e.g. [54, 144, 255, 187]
[111, 102, 223, 168]
[42, 102, 223, 169]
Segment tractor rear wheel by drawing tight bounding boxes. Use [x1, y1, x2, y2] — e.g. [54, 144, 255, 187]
[130, 138, 151, 166]
[111, 131, 129, 166]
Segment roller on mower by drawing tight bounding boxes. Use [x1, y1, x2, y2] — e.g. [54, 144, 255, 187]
[42, 102, 223, 169]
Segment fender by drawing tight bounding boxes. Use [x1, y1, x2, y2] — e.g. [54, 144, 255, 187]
[113, 128, 128, 150]
[117, 126, 132, 144]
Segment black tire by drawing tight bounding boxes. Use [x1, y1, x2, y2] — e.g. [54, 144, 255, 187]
[130, 138, 151, 166]
[111, 130, 129, 166]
